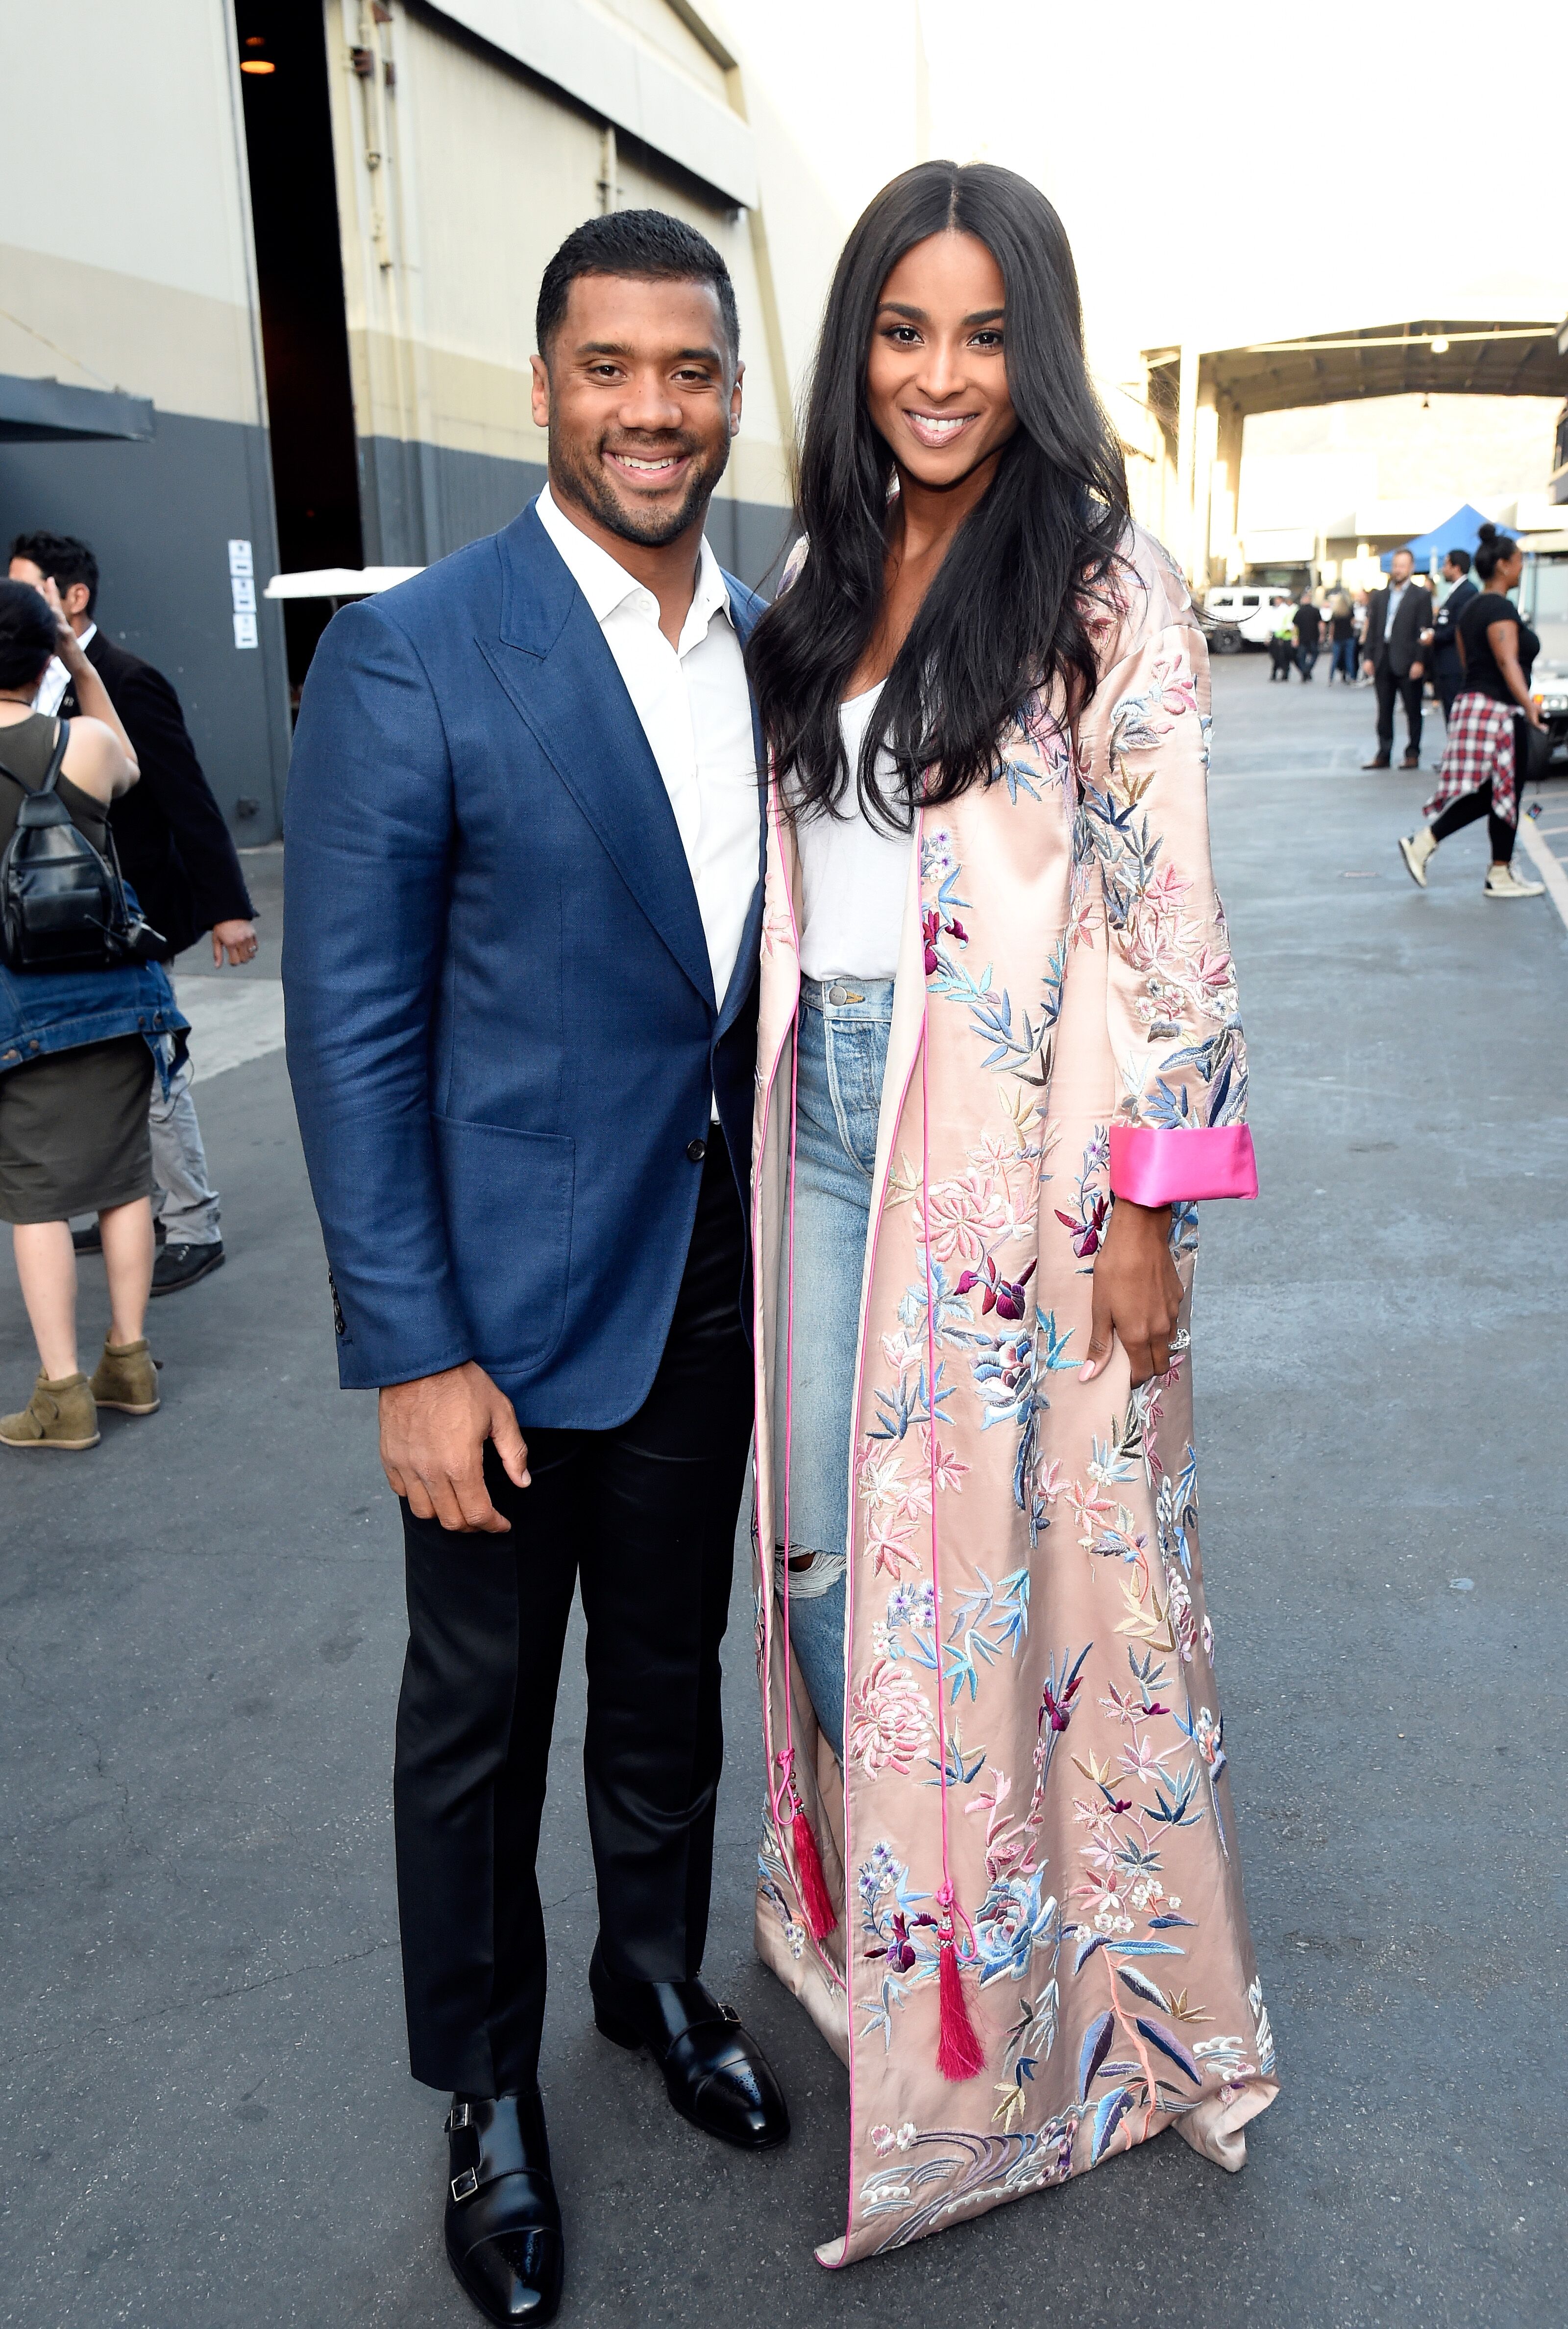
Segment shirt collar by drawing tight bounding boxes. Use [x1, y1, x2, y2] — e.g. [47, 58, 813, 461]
[536, 482, 732, 647]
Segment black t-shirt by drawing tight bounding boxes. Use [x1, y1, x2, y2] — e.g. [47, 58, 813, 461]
[1294, 604, 1322, 645]
[1458, 592, 1539, 702]
[1329, 610, 1354, 641]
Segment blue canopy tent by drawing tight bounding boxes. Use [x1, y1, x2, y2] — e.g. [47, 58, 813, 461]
[1380, 503, 1516, 572]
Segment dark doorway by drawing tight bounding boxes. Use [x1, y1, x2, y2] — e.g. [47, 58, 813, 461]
[235, 2, 363, 698]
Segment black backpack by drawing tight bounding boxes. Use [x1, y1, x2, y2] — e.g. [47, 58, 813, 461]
[0, 723, 163, 973]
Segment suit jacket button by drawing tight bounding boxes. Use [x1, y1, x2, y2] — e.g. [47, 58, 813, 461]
[686, 1137, 708, 1163]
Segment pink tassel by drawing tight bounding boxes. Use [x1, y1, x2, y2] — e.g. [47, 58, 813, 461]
[790, 1798, 838, 1939]
[935, 1897, 985, 2082]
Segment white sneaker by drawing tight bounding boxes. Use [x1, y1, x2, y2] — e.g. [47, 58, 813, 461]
[1398, 829, 1437, 888]
[1483, 863, 1544, 900]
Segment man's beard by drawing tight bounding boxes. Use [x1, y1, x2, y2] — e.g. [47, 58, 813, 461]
[549, 425, 730, 547]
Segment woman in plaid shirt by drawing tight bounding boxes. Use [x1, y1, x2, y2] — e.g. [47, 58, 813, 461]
[1399, 525, 1545, 900]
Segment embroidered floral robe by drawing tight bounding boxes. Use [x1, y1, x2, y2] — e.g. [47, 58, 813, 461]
[750, 528, 1277, 2266]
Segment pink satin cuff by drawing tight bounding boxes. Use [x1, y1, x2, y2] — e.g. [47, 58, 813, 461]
[1108, 1124, 1258, 1205]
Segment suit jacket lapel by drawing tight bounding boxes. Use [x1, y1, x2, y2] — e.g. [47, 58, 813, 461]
[486, 506, 715, 1010]
[712, 577, 768, 1042]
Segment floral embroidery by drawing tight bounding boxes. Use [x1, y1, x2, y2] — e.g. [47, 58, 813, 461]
[753, 535, 1274, 2263]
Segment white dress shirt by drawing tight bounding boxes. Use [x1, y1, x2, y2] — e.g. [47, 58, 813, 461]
[534, 484, 758, 1024]
[1381, 581, 1410, 654]
[33, 622, 97, 716]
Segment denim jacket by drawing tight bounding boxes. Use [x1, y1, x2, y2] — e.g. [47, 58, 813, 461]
[0, 955, 188, 1092]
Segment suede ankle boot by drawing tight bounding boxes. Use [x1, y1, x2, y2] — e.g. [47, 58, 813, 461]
[0, 1372, 99, 1451]
[90, 1338, 161, 1416]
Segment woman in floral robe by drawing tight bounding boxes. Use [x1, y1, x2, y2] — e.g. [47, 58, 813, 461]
[744, 163, 1277, 2267]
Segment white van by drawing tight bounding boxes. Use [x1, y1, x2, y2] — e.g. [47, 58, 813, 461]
[1203, 585, 1299, 649]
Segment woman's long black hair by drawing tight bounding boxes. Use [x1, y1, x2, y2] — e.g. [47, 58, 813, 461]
[746, 161, 1129, 828]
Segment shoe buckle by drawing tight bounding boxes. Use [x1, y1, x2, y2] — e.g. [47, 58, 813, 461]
[450, 2168, 480, 2203]
[718, 2002, 741, 2025]
[444, 2101, 472, 2133]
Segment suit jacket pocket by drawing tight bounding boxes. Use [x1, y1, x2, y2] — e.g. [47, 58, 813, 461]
[431, 1115, 575, 1373]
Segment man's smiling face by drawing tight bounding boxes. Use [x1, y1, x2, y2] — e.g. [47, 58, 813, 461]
[530, 272, 742, 550]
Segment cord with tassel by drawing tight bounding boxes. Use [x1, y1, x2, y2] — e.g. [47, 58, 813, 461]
[920, 863, 986, 2085]
[780, 1751, 837, 1939]
[771, 950, 838, 1950]
[934, 1882, 985, 2081]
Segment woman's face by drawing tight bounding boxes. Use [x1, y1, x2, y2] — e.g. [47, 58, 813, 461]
[864, 230, 1018, 491]
[1498, 547, 1525, 594]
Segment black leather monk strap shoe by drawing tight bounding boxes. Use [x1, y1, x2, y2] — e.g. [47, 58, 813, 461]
[588, 1946, 790, 2150]
[443, 2091, 564, 2326]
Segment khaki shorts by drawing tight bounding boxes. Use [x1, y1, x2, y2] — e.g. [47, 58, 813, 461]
[0, 1034, 154, 1225]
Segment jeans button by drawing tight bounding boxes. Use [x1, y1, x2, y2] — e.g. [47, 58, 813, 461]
[686, 1137, 708, 1163]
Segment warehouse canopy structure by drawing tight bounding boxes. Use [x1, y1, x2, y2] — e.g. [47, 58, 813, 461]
[1141, 321, 1568, 583]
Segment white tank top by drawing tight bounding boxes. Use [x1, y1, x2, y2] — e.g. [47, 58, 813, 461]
[795, 685, 916, 982]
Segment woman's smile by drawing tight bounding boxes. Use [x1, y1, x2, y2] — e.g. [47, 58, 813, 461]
[901, 408, 980, 447]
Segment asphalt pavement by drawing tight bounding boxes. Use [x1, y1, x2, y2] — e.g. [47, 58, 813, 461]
[1, 655, 1564, 2328]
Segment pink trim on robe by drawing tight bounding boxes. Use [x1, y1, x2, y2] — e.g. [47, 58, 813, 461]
[1108, 1124, 1258, 1205]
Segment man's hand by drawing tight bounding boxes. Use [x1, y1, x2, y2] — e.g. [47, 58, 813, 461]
[1079, 1198, 1183, 1389]
[1410, 660, 1424, 679]
[1361, 657, 1374, 678]
[379, 1361, 531, 1533]
[211, 918, 259, 966]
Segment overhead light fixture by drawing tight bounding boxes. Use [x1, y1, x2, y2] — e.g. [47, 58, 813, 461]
[1429, 336, 1449, 354]
[241, 58, 275, 73]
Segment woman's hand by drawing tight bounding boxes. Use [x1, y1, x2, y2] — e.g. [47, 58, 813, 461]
[39, 574, 87, 670]
[1080, 1196, 1183, 1387]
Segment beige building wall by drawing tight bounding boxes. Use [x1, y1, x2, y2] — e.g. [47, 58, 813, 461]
[0, 0, 293, 825]
[321, 0, 796, 567]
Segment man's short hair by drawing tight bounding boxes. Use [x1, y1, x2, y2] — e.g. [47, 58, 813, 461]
[9, 529, 98, 617]
[1445, 547, 1471, 574]
[535, 210, 739, 364]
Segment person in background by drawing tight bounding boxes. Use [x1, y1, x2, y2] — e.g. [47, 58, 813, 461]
[1361, 546, 1429, 768]
[1268, 601, 1296, 681]
[0, 579, 187, 1449]
[1421, 547, 1478, 720]
[1293, 589, 1323, 679]
[1398, 524, 1544, 900]
[1327, 590, 1357, 683]
[7, 532, 257, 1295]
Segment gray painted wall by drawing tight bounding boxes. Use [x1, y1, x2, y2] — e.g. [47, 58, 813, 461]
[358, 433, 796, 591]
[0, 409, 292, 842]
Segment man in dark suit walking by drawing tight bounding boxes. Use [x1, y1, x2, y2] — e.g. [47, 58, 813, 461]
[6, 531, 256, 1293]
[1421, 547, 1479, 720]
[284, 212, 787, 2328]
[1361, 545, 1432, 768]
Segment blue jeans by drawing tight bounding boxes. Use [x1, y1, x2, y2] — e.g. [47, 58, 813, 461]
[1331, 635, 1358, 683]
[773, 977, 893, 1760]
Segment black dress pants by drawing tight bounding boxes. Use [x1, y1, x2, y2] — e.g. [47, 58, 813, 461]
[1430, 776, 1516, 865]
[393, 1145, 754, 2097]
[1374, 661, 1423, 758]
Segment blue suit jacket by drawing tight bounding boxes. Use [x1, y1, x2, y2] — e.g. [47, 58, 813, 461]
[282, 500, 766, 1425]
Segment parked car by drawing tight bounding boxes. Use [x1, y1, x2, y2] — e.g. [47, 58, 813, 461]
[1529, 658, 1568, 761]
[1202, 584, 1299, 652]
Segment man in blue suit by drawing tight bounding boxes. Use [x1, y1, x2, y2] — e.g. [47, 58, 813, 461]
[284, 212, 786, 2328]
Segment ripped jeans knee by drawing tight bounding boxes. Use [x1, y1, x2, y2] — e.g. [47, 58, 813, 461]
[773, 1542, 847, 1761]
[772, 1542, 848, 1602]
